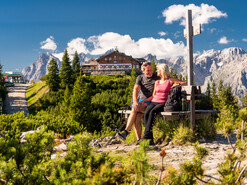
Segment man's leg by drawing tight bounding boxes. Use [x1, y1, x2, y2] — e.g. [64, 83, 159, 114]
[133, 112, 143, 140]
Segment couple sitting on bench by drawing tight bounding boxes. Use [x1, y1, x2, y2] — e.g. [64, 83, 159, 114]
[118, 62, 186, 145]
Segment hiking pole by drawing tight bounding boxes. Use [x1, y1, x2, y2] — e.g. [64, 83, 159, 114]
[104, 121, 126, 147]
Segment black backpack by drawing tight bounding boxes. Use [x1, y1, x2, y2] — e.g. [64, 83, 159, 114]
[164, 85, 182, 111]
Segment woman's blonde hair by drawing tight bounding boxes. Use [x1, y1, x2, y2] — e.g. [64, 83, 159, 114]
[157, 64, 170, 78]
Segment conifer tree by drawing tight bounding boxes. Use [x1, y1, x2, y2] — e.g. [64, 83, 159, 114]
[72, 51, 81, 83]
[127, 68, 138, 106]
[59, 49, 72, 89]
[0, 64, 3, 83]
[205, 82, 213, 109]
[179, 74, 183, 81]
[151, 58, 157, 73]
[69, 76, 93, 131]
[217, 80, 226, 109]
[211, 80, 219, 110]
[60, 85, 71, 115]
[225, 84, 235, 106]
[47, 58, 60, 91]
[244, 93, 247, 107]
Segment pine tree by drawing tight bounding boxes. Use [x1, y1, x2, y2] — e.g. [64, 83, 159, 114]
[0, 64, 3, 83]
[47, 58, 60, 91]
[244, 93, 247, 107]
[72, 51, 81, 83]
[225, 84, 235, 106]
[217, 80, 226, 109]
[211, 80, 219, 110]
[60, 85, 71, 115]
[69, 76, 93, 131]
[205, 82, 213, 109]
[59, 49, 72, 89]
[127, 68, 138, 106]
[179, 74, 183, 81]
[151, 57, 157, 73]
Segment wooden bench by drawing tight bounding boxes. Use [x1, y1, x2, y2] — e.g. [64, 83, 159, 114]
[118, 109, 220, 122]
[118, 85, 220, 127]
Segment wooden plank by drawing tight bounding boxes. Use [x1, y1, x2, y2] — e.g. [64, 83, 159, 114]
[118, 110, 220, 116]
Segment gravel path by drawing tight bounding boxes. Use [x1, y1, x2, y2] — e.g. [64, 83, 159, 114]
[97, 133, 247, 183]
[5, 84, 29, 116]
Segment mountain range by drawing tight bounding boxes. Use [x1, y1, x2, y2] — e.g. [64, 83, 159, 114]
[22, 47, 247, 104]
[22, 52, 87, 83]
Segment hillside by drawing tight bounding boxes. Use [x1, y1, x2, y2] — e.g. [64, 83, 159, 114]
[26, 81, 49, 107]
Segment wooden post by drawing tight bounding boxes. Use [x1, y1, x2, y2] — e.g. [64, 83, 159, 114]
[241, 120, 245, 141]
[184, 10, 201, 130]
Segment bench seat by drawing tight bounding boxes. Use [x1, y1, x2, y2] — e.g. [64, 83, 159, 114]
[118, 109, 220, 121]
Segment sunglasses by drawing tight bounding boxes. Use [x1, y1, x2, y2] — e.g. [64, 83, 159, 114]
[142, 62, 151, 67]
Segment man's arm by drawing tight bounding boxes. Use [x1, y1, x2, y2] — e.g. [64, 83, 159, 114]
[132, 84, 141, 111]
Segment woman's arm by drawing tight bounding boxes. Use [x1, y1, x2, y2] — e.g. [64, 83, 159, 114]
[170, 77, 187, 86]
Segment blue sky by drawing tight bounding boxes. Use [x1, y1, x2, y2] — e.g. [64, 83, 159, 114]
[0, 0, 246, 72]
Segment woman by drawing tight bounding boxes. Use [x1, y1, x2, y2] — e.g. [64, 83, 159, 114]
[140, 64, 186, 145]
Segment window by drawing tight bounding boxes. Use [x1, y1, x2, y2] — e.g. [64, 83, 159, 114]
[105, 58, 107, 61]
[114, 61, 117, 64]
[109, 57, 112, 60]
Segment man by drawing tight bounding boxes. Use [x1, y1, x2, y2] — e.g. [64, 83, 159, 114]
[118, 62, 159, 141]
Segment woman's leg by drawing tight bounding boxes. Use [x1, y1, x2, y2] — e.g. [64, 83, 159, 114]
[143, 103, 165, 139]
[143, 102, 156, 128]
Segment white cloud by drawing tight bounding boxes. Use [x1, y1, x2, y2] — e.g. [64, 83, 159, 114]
[87, 32, 186, 59]
[209, 28, 216, 33]
[162, 3, 227, 26]
[218, 36, 230, 44]
[52, 52, 64, 61]
[67, 37, 89, 55]
[40, 36, 57, 51]
[50, 32, 187, 61]
[158, 31, 167, 36]
[174, 31, 181, 39]
[242, 38, 247, 42]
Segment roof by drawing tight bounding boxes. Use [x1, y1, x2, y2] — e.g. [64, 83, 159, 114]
[96, 50, 145, 65]
[82, 57, 98, 66]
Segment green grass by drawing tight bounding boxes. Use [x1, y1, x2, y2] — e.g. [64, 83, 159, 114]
[26, 81, 49, 107]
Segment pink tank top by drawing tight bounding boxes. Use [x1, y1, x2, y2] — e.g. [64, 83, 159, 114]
[151, 79, 172, 103]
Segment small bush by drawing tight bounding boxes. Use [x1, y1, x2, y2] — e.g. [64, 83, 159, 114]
[153, 117, 181, 144]
[196, 119, 217, 139]
[172, 124, 196, 145]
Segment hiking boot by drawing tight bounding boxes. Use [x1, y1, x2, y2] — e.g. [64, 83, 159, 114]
[149, 139, 155, 146]
[117, 130, 129, 140]
[136, 138, 155, 146]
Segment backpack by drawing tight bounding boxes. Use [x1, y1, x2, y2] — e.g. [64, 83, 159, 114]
[164, 85, 182, 112]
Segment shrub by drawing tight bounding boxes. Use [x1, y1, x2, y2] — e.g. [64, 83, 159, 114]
[171, 124, 196, 145]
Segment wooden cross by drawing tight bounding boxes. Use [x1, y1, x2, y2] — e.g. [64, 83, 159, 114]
[184, 9, 201, 130]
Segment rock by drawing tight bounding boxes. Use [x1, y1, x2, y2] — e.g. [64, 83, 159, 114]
[20, 130, 35, 139]
[199, 137, 206, 143]
[54, 143, 68, 152]
[65, 135, 74, 142]
[51, 154, 57, 159]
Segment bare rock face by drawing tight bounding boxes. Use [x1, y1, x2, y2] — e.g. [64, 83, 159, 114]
[147, 47, 247, 105]
[21, 52, 87, 83]
[21, 52, 61, 83]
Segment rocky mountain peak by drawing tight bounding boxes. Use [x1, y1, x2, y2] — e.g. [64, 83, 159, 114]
[221, 47, 246, 56]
